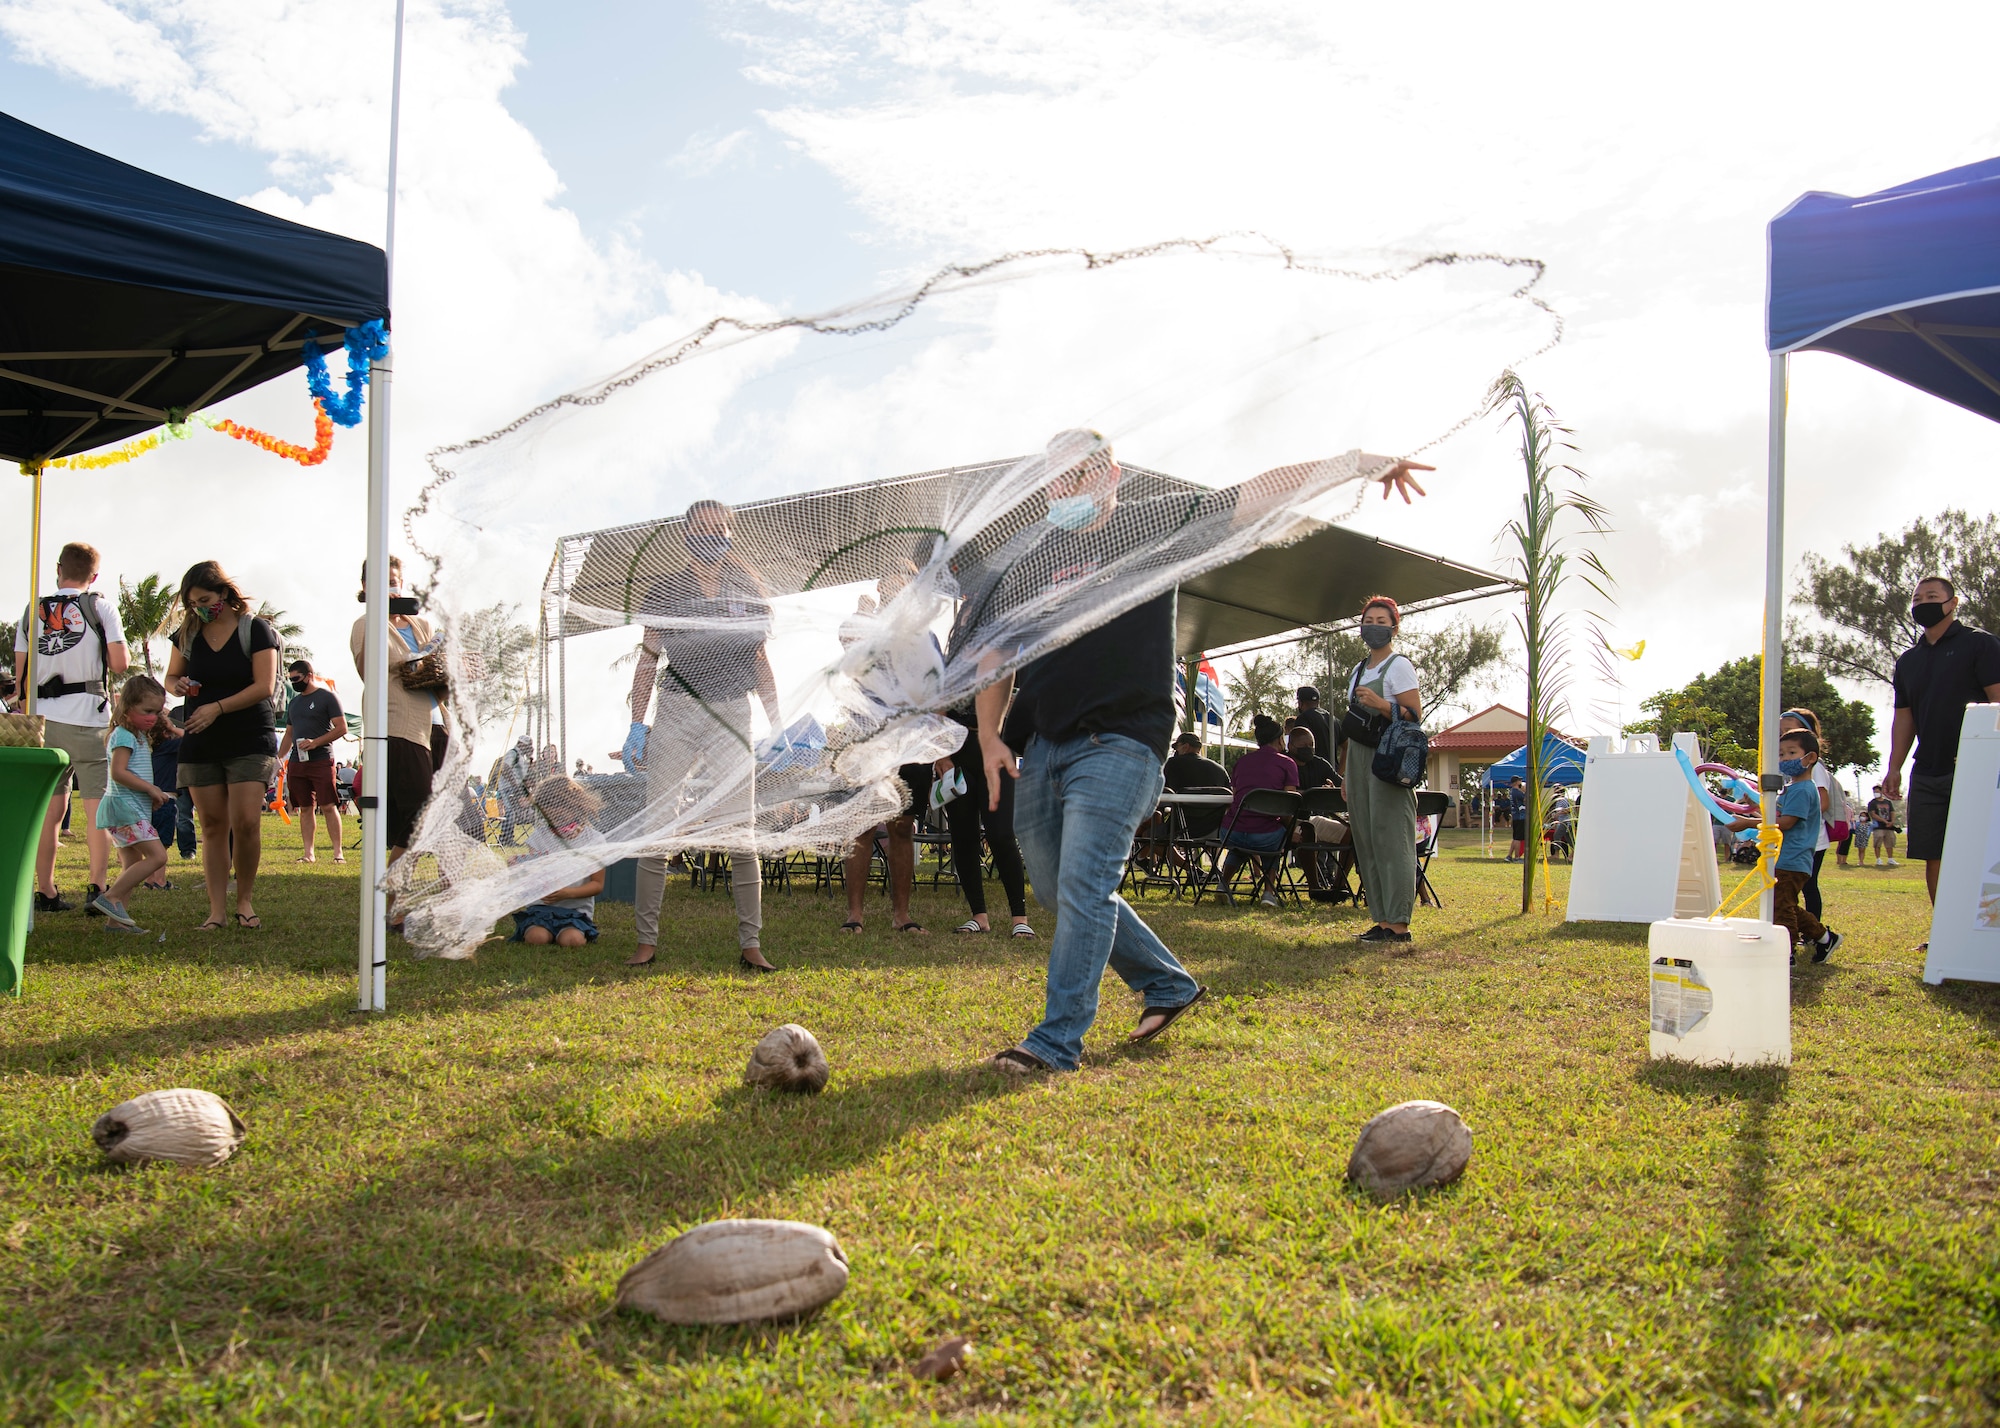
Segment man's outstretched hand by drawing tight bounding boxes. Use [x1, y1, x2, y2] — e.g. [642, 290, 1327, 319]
[1376, 459, 1433, 503]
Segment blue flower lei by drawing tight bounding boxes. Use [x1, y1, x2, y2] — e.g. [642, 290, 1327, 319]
[301, 320, 389, 428]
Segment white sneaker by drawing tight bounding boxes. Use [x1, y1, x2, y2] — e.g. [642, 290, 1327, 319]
[1885, 859, 1899, 868]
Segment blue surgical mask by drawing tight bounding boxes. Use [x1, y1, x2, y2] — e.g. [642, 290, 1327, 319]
[1779, 757, 1806, 778]
[1045, 494, 1100, 531]
[1359, 623, 1394, 650]
[688, 531, 731, 562]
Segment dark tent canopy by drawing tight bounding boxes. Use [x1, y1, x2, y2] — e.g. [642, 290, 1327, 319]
[0, 111, 389, 465]
[1768, 155, 2000, 423]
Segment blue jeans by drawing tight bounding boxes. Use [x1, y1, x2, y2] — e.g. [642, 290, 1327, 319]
[1014, 732, 1200, 1070]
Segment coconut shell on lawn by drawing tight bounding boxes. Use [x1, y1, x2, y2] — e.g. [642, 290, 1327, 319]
[91, 1088, 246, 1167]
[743, 1023, 830, 1094]
[1346, 1100, 1472, 1197]
[912, 1334, 971, 1382]
[616, 1219, 849, 1325]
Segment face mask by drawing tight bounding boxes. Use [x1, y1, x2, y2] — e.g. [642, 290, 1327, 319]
[192, 604, 216, 623]
[1912, 600, 1949, 629]
[1359, 623, 1394, 650]
[289, 678, 309, 693]
[1045, 494, 1101, 531]
[129, 711, 159, 731]
[1779, 757, 1806, 777]
[687, 532, 731, 562]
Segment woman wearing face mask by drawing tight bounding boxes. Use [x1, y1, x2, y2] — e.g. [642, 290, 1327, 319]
[1779, 707, 1835, 924]
[625, 499, 781, 972]
[1338, 595, 1423, 942]
[164, 560, 281, 930]
[349, 556, 447, 921]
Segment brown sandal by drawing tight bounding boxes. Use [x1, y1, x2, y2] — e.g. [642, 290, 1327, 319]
[1130, 986, 1207, 1043]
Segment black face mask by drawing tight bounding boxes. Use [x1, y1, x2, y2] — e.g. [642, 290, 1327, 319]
[1912, 601, 1950, 630]
[288, 678, 309, 693]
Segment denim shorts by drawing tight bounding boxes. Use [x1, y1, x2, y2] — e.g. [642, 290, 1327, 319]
[1220, 826, 1288, 854]
[512, 906, 599, 942]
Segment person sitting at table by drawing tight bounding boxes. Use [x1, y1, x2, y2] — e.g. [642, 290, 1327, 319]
[1164, 731, 1229, 792]
[1218, 714, 1298, 907]
[1286, 725, 1336, 790]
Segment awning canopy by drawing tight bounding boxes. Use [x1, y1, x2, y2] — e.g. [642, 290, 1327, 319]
[1481, 733, 1586, 787]
[544, 459, 1516, 657]
[1767, 155, 2000, 424]
[0, 111, 390, 465]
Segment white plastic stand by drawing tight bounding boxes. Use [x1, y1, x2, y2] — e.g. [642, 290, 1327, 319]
[1923, 704, 2000, 985]
[1567, 732, 1721, 924]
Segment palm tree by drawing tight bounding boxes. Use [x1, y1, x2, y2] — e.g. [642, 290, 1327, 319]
[1223, 654, 1289, 734]
[115, 574, 179, 675]
[254, 601, 311, 667]
[1489, 371, 1613, 913]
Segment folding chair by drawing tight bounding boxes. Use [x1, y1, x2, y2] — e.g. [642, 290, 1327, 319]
[1296, 786, 1359, 904]
[1197, 788, 1301, 904]
[1415, 790, 1455, 909]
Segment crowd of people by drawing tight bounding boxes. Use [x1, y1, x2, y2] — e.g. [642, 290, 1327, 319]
[19, 461, 2000, 1064]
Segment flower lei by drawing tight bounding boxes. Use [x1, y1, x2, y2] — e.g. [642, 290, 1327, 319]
[301, 319, 389, 428]
[28, 401, 335, 472]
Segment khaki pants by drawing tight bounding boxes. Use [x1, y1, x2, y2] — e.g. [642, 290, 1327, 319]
[631, 689, 762, 949]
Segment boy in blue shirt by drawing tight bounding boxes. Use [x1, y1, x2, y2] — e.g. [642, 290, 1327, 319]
[1727, 730, 1841, 965]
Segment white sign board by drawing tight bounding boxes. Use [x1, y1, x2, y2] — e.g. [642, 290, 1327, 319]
[1924, 705, 2000, 985]
[1567, 732, 1721, 924]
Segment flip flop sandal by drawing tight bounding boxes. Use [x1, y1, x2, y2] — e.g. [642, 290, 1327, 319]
[1011, 923, 1037, 937]
[196, 919, 226, 932]
[1130, 986, 1208, 1044]
[894, 922, 928, 934]
[234, 913, 262, 930]
[954, 920, 988, 934]
[988, 1047, 1051, 1075]
[838, 921, 864, 934]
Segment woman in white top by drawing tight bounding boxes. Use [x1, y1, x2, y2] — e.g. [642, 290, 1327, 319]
[1338, 595, 1423, 942]
[1780, 708, 1833, 922]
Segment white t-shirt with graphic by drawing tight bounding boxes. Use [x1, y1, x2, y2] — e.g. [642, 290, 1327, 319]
[14, 588, 126, 728]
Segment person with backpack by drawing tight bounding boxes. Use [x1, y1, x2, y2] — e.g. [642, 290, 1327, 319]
[164, 560, 281, 931]
[1337, 594, 1422, 943]
[12, 541, 130, 914]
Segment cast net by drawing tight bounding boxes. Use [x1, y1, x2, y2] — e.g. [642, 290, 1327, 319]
[390, 235, 1560, 956]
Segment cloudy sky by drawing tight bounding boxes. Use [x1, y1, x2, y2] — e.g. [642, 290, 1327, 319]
[6, 0, 1999, 768]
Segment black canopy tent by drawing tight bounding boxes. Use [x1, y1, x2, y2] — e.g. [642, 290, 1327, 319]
[0, 110, 394, 1010]
[537, 460, 1514, 757]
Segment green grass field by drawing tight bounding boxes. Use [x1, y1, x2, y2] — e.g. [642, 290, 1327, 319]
[2, 817, 1996, 1425]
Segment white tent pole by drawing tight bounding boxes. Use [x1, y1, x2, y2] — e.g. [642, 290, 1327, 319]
[1759, 351, 1788, 925]
[357, 0, 407, 1014]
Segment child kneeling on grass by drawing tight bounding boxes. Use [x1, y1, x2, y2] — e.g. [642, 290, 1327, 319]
[1726, 728, 1841, 966]
[510, 776, 607, 947]
[89, 676, 175, 934]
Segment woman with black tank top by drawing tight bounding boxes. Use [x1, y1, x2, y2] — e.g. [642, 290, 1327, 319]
[164, 561, 280, 930]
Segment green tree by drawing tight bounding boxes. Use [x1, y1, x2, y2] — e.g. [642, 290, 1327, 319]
[1291, 616, 1509, 731]
[1626, 655, 1878, 771]
[1791, 508, 2000, 685]
[450, 603, 539, 733]
[114, 573, 178, 676]
[1222, 654, 1290, 733]
[254, 601, 311, 669]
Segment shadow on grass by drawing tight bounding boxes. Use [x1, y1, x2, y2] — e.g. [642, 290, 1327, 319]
[26, 1063, 1020, 1376]
[1637, 1058, 1789, 1414]
[1923, 977, 2000, 1037]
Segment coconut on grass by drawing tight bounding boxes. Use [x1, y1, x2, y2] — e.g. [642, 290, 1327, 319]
[743, 1023, 829, 1094]
[617, 1219, 849, 1325]
[1346, 1100, 1472, 1197]
[92, 1088, 246, 1167]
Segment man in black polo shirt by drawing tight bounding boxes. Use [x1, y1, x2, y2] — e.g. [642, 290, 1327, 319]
[1883, 575, 2000, 906]
[964, 428, 1430, 1072]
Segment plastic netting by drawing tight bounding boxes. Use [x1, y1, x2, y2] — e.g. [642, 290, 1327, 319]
[390, 235, 1559, 956]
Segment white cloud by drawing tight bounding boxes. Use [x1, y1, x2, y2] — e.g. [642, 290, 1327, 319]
[666, 125, 755, 177]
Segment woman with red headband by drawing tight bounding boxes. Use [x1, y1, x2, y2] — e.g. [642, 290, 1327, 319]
[1339, 594, 1422, 942]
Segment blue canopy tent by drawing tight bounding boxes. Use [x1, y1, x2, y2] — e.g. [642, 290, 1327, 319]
[0, 107, 403, 1011]
[1481, 734, 1585, 787]
[1760, 155, 2000, 920]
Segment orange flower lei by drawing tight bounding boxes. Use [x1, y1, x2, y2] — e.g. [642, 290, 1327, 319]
[205, 399, 335, 466]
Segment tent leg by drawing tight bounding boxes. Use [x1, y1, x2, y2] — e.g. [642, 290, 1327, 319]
[22, 464, 41, 717]
[1759, 352, 1788, 926]
[358, 351, 393, 1012]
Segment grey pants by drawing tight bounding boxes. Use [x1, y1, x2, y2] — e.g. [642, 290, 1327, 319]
[1347, 761, 1417, 926]
[632, 690, 763, 950]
